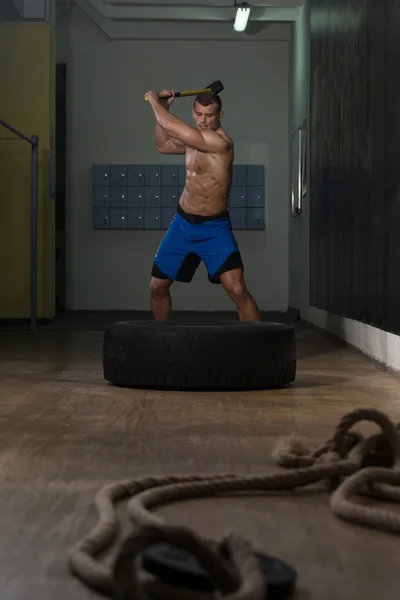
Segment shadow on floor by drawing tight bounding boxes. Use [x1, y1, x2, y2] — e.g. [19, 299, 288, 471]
[286, 373, 348, 388]
[0, 308, 316, 331]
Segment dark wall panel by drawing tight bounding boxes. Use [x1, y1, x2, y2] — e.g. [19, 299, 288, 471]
[310, 0, 368, 320]
[310, 0, 399, 335]
[366, 1, 386, 328]
[386, 0, 400, 333]
[350, 29, 368, 326]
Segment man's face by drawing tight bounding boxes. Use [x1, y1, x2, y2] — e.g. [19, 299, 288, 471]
[192, 101, 222, 131]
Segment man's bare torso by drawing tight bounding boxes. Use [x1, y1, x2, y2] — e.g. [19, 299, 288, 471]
[179, 128, 234, 217]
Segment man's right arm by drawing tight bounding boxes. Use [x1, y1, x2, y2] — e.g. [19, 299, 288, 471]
[156, 122, 186, 155]
[153, 89, 186, 155]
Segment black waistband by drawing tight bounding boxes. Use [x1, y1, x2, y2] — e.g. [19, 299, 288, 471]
[177, 205, 229, 224]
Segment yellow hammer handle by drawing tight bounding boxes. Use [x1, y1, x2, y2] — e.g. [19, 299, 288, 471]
[144, 87, 212, 102]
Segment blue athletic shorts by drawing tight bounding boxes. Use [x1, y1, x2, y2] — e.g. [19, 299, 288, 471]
[151, 206, 243, 284]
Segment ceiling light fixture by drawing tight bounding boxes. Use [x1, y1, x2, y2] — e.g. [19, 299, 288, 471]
[233, 2, 251, 32]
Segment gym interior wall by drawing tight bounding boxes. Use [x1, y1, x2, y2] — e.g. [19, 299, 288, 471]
[64, 9, 290, 313]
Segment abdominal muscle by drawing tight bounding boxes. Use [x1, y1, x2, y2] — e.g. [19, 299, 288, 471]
[179, 147, 233, 217]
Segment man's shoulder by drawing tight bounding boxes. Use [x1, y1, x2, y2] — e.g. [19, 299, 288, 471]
[201, 128, 233, 151]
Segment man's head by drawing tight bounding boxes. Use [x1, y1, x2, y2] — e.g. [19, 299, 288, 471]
[192, 92, 223, 131]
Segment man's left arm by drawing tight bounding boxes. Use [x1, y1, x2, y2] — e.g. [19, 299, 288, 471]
[147, 93, 230, 153]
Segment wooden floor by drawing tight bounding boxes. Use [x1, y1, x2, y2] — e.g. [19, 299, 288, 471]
[0, 324, 399, 599]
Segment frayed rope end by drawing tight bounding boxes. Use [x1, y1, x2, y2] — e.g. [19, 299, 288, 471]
[271, 434, 316, 468]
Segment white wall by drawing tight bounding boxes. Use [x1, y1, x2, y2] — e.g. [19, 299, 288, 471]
[288, 0, 310, 314]
[61, 6, 291, 312]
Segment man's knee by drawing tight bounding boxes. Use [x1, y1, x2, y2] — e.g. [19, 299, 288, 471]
[150, 276, 172, 298]
[220, 270, 248, 301]
[227, 281, 248, 301]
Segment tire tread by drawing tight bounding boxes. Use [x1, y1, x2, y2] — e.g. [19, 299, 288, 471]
[103, 321, 296, 391]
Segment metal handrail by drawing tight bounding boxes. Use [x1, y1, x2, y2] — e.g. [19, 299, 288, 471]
[0, 119, 38, 332]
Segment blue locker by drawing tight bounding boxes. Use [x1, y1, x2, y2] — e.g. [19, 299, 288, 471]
[229, 187, 247, 207]
[110, 165, 127, 186]
[232, 165, 246, 186]
[145, 186, 161, 207]
[127, 208, 144, 229]
[93, 186, 110, 207]
[110, 187, 127, 207]
[247, 207, 264, 230]
[145, 165, 162, 186]
[246, 186, 264, 207]
[162, 165, 179, 186]
[145, 207, 161, 229]
[162, 187, 179, 207]
[92, 165, 109, 186]
[127, 187, 145, 208]
[127, 165, 144, 186]
[247, 165, 264, 186]
[93, 208, 110, 229]
[110, 208, 127, 229]
[230, 208, 246, 230]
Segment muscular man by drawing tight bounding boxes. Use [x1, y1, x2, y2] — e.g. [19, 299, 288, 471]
[145, 88, 261, 322]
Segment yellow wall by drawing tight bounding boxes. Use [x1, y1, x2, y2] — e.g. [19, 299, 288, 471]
[0, 23, 55, 319]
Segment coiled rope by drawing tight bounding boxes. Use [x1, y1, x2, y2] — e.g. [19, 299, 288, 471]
[68, 408, 400, 599]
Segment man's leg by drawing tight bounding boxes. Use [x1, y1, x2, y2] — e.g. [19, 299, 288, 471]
[198, 219, 261, 322]
[150, 213, 201, 320]
[220, 268, 261, 321]
[150, 216, 179, 321]
[150, 276, 173, 321]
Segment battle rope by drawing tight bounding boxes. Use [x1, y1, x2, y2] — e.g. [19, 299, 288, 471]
[68, 408, 400, 599]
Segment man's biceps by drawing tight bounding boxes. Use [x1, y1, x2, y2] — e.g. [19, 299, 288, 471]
[171, 136, 186, 146]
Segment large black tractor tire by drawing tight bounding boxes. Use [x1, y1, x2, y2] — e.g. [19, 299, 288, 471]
[103, 320, 296, 391]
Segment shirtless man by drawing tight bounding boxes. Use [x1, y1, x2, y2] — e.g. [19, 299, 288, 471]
[145, 88, 261, 322]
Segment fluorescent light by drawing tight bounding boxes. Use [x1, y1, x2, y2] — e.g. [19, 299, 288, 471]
[233, 4, 251, 32]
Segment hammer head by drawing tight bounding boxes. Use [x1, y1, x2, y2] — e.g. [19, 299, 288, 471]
[207, 80, 224, 95]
